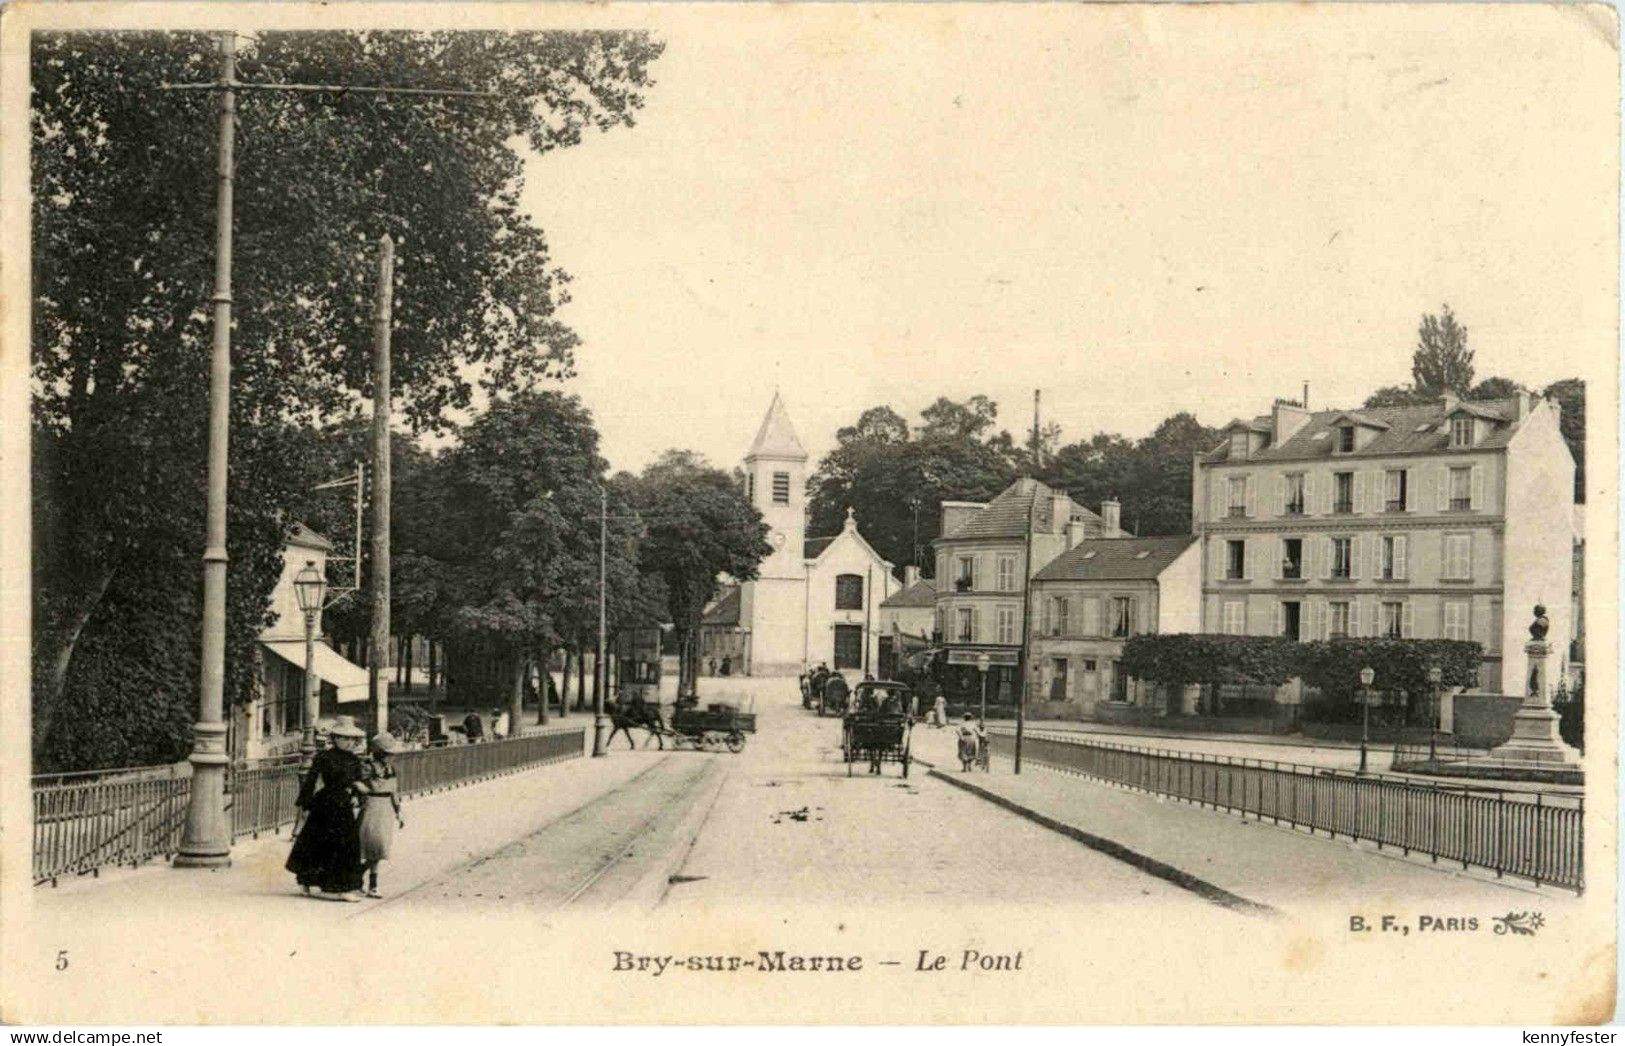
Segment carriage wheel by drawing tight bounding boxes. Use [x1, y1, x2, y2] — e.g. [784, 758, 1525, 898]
[726, 732, 745, 754]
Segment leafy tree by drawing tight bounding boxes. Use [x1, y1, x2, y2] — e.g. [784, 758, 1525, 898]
[427, 392, 650, 721]
[1362, 384, 1432, 409]
[1296, 638, 1482, 724]
[1542, 378, 1585, 501]
[807, 398, 1017, 574]
[31, 30, 663, 767]
[1042, 412, 1221, 536]
[1410, 304, 1475, 396]
[1469, 376, 1524, 400]
[619, 451, 771, 697]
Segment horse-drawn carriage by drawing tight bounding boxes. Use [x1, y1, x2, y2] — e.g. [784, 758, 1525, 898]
[841, 681, 915, 777]
[654, 699, 757, 753]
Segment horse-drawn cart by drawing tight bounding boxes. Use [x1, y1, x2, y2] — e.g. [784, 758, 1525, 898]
[662, 701, 756, 753]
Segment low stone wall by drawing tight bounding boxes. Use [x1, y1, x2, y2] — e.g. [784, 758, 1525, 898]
[1449, 692, 1524, 748]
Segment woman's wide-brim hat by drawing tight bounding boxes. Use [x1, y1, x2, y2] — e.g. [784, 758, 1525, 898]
[370, 732, 404, 755]
[329, 715, 365, 740]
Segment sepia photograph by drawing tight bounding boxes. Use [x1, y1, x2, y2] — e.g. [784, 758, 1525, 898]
[0, 0, 1617, 1027]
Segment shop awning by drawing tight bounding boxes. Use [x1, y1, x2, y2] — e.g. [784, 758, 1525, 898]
[262, 639, 369, 704]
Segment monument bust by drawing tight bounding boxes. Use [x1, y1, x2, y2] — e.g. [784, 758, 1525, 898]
[1528, 604, 1549, 641]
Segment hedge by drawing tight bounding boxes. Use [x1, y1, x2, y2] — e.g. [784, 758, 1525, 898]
[1121, 634, 1483, 706]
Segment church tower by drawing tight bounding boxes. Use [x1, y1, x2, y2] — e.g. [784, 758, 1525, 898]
[739, 393, 809, 675]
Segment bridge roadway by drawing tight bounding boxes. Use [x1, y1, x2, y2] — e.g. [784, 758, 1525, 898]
[373, 676, 1239, 917]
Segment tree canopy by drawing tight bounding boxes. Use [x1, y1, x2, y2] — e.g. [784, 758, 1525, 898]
[31, 30, 664, 769]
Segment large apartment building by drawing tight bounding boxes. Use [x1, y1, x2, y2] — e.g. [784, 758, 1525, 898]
[1193, 392, 1575, 695]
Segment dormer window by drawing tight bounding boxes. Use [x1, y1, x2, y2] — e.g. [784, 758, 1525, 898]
[1229, 431, 1249, 459]
[1336, 426, 1355, 454]
[1450, 415, 1474, 448]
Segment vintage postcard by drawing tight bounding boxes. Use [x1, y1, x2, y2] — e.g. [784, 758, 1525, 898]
[0, 0, 1617, 1027]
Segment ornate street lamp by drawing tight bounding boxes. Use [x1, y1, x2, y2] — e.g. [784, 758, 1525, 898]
[1427, 664, 1443, 764]
[1357, 665, 1376, 774]
[294, 560, 326, 769]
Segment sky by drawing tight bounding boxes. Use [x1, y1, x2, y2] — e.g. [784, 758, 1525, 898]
[517, 4, 1617, 475]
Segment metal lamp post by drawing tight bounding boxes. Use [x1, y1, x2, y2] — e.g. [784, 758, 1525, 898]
[1358, 665, 1376, 774]
[293, 561, 326, 769]
[1427, 664, 1443, 764]
[976, 653, 990, 730]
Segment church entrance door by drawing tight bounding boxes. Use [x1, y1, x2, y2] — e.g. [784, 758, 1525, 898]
[833, 625, 863, 670]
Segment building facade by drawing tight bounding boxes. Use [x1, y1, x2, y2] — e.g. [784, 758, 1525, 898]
[1193, 392, 1575, 696]
[931, 479, 1106, 700]
[876, 565, 936, 679]
[1027, 535, 1200, 720]
[736, 395, 900, 675]
[237, 523, 369, 762]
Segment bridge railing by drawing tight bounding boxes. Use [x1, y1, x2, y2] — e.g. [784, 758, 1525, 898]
[991, 729, 1583, 892]
[33, 726, 587, 886]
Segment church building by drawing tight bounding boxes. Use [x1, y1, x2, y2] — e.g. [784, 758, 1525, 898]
[726, 394, 900, 676]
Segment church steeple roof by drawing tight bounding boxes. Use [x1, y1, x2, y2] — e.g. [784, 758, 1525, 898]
[746, 392, 808, 461]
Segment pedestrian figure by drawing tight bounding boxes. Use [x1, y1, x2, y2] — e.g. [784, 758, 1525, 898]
[721, 655, 732, 677]
[286, 717, 368, 901]
[462, 710, 484, 743]
[358, 733, 405, 898]
[932, 694, 948, 729]
[490, 707, 509, 741]
[957, 714, 985, 773]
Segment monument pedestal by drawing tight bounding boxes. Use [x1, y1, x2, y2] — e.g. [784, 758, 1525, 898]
[1459, 638, 1582, 783]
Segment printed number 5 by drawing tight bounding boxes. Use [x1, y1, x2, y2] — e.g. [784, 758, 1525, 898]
[55, 950, 68, 971]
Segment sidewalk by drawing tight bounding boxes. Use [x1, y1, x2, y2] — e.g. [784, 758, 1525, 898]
[908, 727, 1579, 912]
[32, 742, 669, 922]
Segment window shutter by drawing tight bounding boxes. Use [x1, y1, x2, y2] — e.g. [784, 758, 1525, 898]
[1394, 535, 1408, 580]
[1304, 473, 1315, 515]
[1472, 600, 1490, 647]
[1272, 601, 1283, 636]
[1244, 476, 1255, 517]
[1275, 475, 1286, 516]
[1465, 532, 1476, 580]
[1353, 471, 1365, 514]
[1275, 537, 1285, 579]
[1401, 601, 1414, 638]
[1470, 465, 1484, 511]
[1321, 536, 1333, 580]
[1351, 601, 1363, 638]
[1322, 474, 1335, 515]
[1436, 467, 1449, 511]
[1350, 535, 1362, 579]
[971, 607, 980, 642]
[1210, 483, 1224, 525]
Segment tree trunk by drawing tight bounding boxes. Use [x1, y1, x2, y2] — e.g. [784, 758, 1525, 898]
[591, 646, 601, 708]
[403, 634, 414, 694]
[536, 646, 550, 725]
[509, 655, 525, 739]
[576, 645, 587, 711]
[35, 566, 117, 751]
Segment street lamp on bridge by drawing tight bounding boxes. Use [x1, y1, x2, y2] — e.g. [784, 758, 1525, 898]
[294, 561, 327, 769]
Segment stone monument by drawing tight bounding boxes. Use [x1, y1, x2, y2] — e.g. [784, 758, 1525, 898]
[1464, 604, 1583, 781]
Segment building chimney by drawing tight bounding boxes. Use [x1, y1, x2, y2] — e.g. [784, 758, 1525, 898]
[903, 564, 921, 588]
[1272, 398, 1311, 445]
[1101, 498, 1122, 538]
[1440, 391, 1459, 414]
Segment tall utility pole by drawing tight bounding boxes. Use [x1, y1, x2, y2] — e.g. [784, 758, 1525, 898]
[369, 235, 395, 737]
[173, 33, 238, 867]
[1013, 389, 1040, 776]
[593, 486, 610, 756]
[161, 33, 495, 870]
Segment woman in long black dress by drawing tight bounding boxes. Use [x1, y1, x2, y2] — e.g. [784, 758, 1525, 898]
[286, 719, 367, 901]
